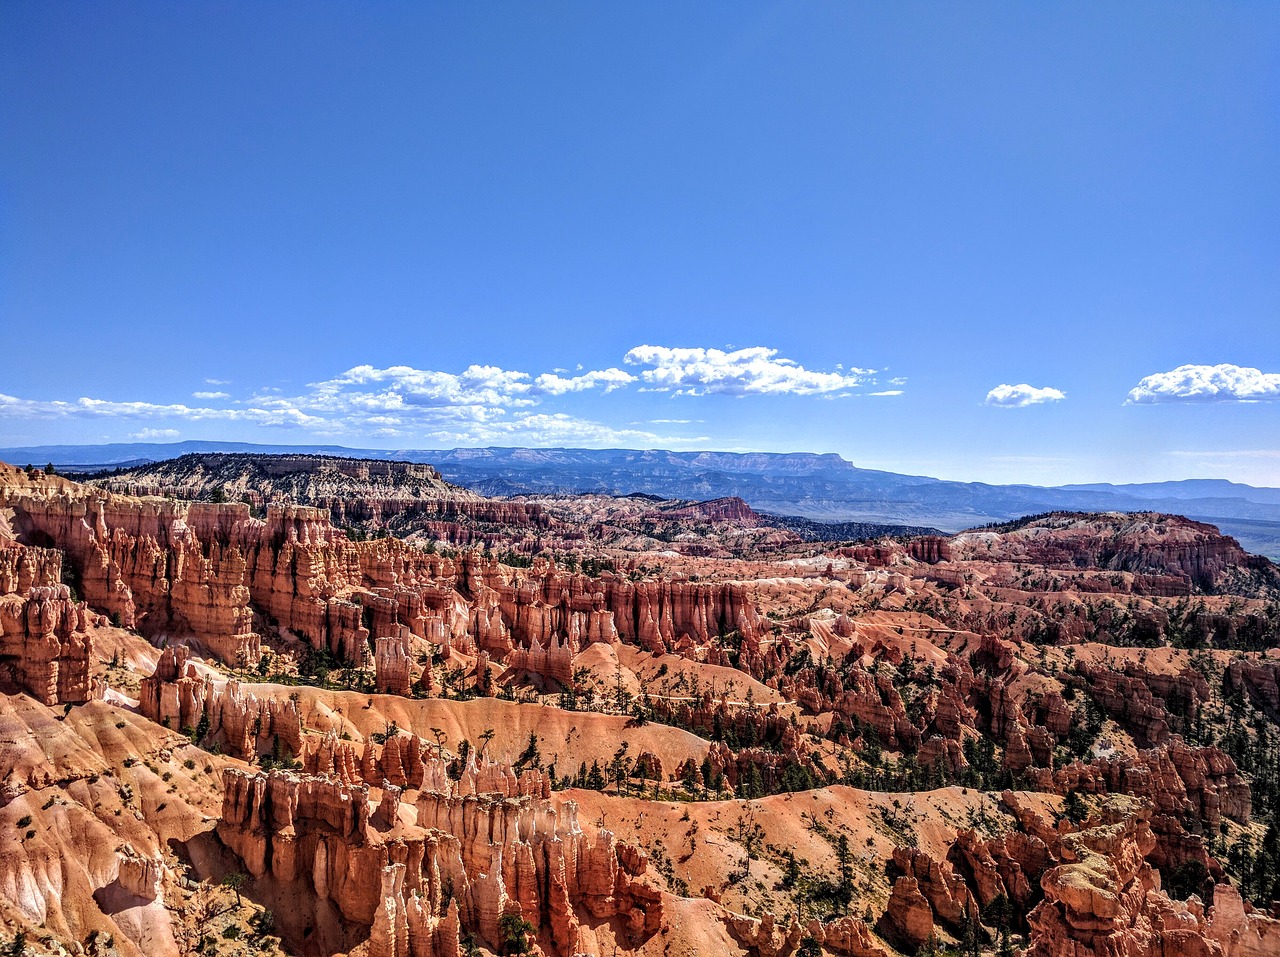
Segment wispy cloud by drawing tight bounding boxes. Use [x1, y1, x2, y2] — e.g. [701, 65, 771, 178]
[0, 392, 325, 428]
[192, 390, 229, 400]
[623, 345, 874, 396]
[130, 427, 180, 440]
[204, 378, 231, 385]
[985, 383, 1066, 407]
[1128, 364, 1280, 403]
[869, 390, 903, 397]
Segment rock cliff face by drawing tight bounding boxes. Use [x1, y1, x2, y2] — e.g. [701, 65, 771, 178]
[139, 645, 301, 759]
[0, 535, 96, 704]
[1037, 740, 1250, 834]
[1227, 655, 1280, 718]
[889, 846, 976, 934]
[1027, 799, 1161, 957]
[952, 512, 1274, 592]
[375, 633, 415, 696]
[3, 476, 770, 689]
[217, 757, 663, 956]
[878, 876, 934, 948]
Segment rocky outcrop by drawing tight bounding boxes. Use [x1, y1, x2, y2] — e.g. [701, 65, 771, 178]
[1037, 739, 1250, 835]
[1026, 798, 1162, 957]
[0, 532, 97, 705]
[139, 645, 301, 759]
[890, 846, 976, 932]
[506, 631, 577, 688]
[114, 846, 163, 902]
[811, 916, 894, 957]
[375, 633, 415, 696]
[217, 759, 661, 956]
[1227, 656, 1280, 718]
[1027, 795, 1280, 957]
[1206, 884, 1280, 957]
[878, 877, 933, 949]
[950, 826, 1052, 911]
[1071, 659, 1210, 749]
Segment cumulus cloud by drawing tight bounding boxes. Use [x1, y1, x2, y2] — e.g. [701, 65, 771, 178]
[985, 384, 1066, 407]
[623, 345, 874, 396]
[1127, 364, 1280, 404]
[0, 345, 884, 446]
[0, 357, 682, 447]
[308, 364, 537, 410]
[533, 368, 635, 395]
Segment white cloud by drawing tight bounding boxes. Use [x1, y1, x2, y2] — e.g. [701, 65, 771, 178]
[0, 355, 697, 448]
[533, 368, 635, 395]
[869, 390, 904, 397]
[204, 378, 230, 385]
[0, 392, 327, 429]
[1, 347, 883, 447]
[623, 345, 874, 396]
[130, 428, 180, 440]
[985, 383, 1066, 407]
[309, 363, 537, 409]
[1127, 364, 1280, 403]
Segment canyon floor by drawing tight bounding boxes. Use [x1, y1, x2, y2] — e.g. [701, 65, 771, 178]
[2, 453, 1279, 957]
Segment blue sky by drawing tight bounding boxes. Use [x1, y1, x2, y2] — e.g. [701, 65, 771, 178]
[2, 3, 1278, 486]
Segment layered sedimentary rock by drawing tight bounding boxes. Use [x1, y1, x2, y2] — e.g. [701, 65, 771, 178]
[506, 631, 576, 688]
[890, 846, 976, 932]
[139, 645, 301, 759]
[0, 534, 95, 706]
[878, 877, 934, 949]
[1037, 740, 1250, 834]
[2, 476, 775, 695]
[1227, 655, 1280, 718]
[1027, 796, 1280, 957]
[218, 753, 662, 956]
[0, 583, 94, 705]
[952, 512, 1277, 592]
[375, 633, 415, 696]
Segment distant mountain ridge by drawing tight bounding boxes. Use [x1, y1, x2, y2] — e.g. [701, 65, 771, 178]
[4, 439, 1279, 558]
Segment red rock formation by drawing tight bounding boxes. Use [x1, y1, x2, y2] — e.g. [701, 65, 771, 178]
[724, 910, 804, 957]
[1026, 797, 1162, 957]
[1227, 655, 1280, 718]
[951, 512, 1273, 592]
[139, 645, 301, 759]
[810, 916, 894, 957]
[375, 633, 415, 696]
[1205, 884, 1280, 957]
[506, 631, 577, 688]
[1026, 795, 1280, 957]
[907, 537, 953, 564]
[878, 877, 934, 949]
[0, 580, 94, 705]
[218, 757, 661, 955]
[891, 846, 976, 931]
[950, 827, 1051, 910]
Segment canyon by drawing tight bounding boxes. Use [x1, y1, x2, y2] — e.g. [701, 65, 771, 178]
[1, 454, 1279, 957]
